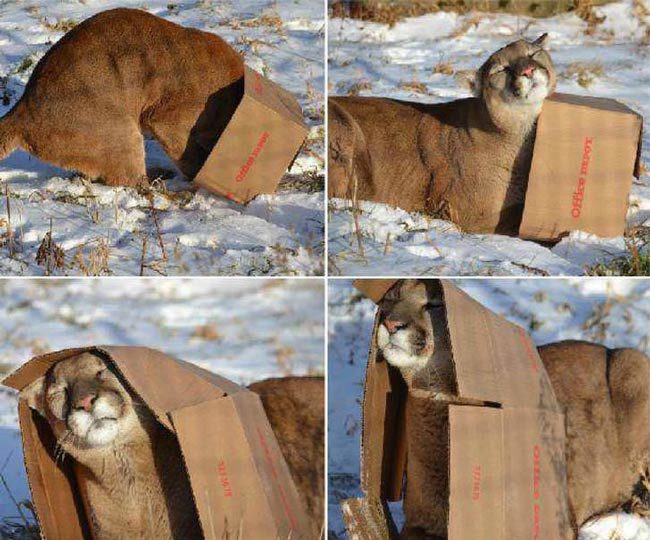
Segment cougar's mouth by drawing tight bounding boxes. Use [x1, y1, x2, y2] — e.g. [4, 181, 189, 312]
[507, 69, 549, 104]
[66, 396, 125, 447]
[377, 324, 434, 370]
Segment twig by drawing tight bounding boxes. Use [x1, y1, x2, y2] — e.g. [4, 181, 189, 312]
[47, 218, 53, 276]
[139, 236, 147, 277]
[0, 454, 36, 538]
[5, 183, 14, 257]
[150, 205, 167, 261]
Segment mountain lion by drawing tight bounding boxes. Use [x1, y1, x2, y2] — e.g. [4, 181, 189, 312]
[329, 35, 556, 235]
[21, 352, 324, 539]
[376, 280, 650, 538]
[0, 8, 244, 187]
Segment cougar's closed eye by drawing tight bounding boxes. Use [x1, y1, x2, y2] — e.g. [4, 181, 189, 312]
[47, 384, 69, 420]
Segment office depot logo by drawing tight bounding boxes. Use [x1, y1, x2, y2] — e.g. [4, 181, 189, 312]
[236, 131, 270, 183]
[472, 465, 481, 501]
[571, 137, 594, 219]
[217, 459, 233, 498]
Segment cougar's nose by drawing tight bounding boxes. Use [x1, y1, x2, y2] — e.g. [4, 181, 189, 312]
[74, 393, 97, 412]
[383, 318, 404, 334]
[520, 64, 535, 78]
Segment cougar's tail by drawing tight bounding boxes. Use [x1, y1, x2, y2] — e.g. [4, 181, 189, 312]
[0, 110, 20, 161]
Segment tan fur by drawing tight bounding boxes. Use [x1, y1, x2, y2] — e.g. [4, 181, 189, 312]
[21, 354, 324, 539]
[376, 282, 650, 538]
[329, 35, 557, 235]
[539, 342, 650, 533]
[0, 8, 244, 186]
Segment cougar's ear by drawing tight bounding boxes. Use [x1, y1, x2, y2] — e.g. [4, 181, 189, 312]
[21, 376, 47, 418]
[532, 33, 549, 49]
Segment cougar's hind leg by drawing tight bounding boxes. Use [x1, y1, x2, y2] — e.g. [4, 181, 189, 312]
[328, 99, 374, 201]
[23, 117, 147, 187]
[93, 123, 147, 187]
[144, 102, 205, 180]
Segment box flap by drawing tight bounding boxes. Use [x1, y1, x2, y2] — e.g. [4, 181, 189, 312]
[4, 346, 245, 431]
[18, 400, 89, 540]
[520, 93, 642, 241]
[502, 408, 571, 539]
[547, 93, 642, 116]
[448, 405, 504, 539]
[441, 282, 560, 411]
[353, 279, 399, 304]
[194, 68, 308, 204]
[243, 66, 305, 128]
[449, 406, 571, 539]
[360, 311, 408, 501]
[170, 392, 310, 539]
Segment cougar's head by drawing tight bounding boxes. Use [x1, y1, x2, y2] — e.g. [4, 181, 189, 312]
[21, 352, 145, 449]
[376, 280, 443, 370]
[476, 34, 556, 127]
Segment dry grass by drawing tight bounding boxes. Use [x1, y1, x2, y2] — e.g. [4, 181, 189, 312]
[562, 62, 605, 88]
[40, 17, 78, 33]
[0, 471, 38, 540]
[574, 0, 606, 34]
[587, 229, 650, 276]
[330, 0, 614, 26]
[70, 237, 111, 276]
[35, 221, 65, 275]
[432, 61, 455, 75]
[275, 345, 296, 375]
[397, 80, 429, 94]
[191, 323, 222, 341]
[345, 80, 373, 96]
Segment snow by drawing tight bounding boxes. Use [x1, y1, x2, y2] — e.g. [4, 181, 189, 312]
[328, 0, 650, 276]
[328, 278, 650, 539]
[0, 0, 324, 276]
[0, 278, 324, 527]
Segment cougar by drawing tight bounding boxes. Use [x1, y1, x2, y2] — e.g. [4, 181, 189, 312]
[20, 352, 324, 539]
[329, 35, 556, 235]
[0, 8, 244, 187]
[376, 280, 650, 538]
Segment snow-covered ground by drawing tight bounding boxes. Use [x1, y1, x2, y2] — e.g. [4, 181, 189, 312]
[328, 0, 650, 276]
[328, 278, 650, 539]
[0, 0, 324, 276]
[0, 278, 324, 530]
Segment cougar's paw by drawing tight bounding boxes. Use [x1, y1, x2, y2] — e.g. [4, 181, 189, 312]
[628, 468, 650, 517]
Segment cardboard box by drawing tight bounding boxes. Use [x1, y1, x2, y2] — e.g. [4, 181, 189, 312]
[2, 346, 311, 540]
[193, 67, 308, 204]
[520, 93, 643, 241]
[347, 279, 573, 539]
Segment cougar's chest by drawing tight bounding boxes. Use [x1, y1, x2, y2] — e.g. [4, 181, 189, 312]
[74, 447, 171, 539]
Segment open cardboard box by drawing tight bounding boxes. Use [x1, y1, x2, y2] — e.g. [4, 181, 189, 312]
[344, 279, 573, 539]
[2, 346, 311, 540]
[519, 93, 643, 241]
[193, 66, 309, 204]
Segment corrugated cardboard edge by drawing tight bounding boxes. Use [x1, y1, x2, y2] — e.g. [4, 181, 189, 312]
[244, 66, 307, 130]
[353, 279, 399, 304]
[341, 497, 399, 540]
